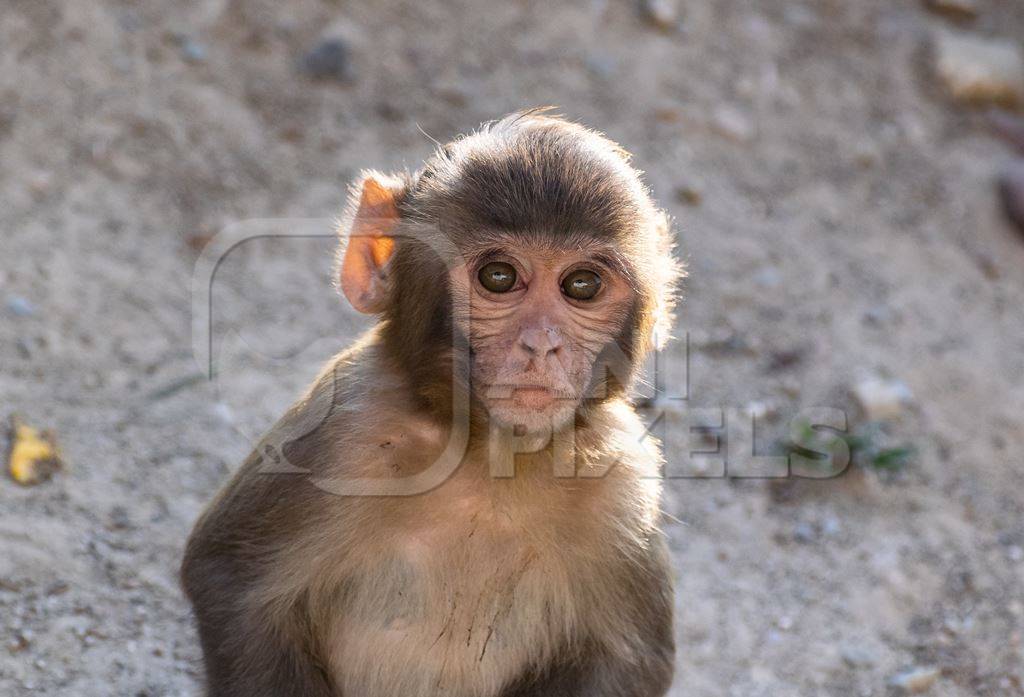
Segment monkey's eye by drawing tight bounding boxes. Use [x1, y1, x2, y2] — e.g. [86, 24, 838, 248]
[478, 261, 518, 293]
[561, 269, 602, 301]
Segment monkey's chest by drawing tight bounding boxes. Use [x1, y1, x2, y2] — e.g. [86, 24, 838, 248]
[326, 511, 597, 697]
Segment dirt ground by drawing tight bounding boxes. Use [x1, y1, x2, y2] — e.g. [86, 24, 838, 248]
[2, 0, 1024, 695]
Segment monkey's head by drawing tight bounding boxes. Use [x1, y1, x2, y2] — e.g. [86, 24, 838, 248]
[338, 110, 682, 434]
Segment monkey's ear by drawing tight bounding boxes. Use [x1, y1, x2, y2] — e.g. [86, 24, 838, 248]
[339, 175, 403, 314]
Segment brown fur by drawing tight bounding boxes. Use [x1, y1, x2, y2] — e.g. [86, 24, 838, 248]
[182, 110, 682, 697]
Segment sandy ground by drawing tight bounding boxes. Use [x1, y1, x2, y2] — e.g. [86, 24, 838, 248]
[2, 0, 1024, 695]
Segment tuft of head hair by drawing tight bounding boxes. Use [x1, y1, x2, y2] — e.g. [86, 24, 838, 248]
[407, 109, 684, 350]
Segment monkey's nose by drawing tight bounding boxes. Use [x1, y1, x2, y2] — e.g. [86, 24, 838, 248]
[518, 326, 563, 358]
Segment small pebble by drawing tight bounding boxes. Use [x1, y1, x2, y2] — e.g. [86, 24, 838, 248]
[923, 0, 979, 21]
[854, 142, 881, 168]
[998, 159, 1024, 236]
[375, 101, 404, 122]
[109, 506, 132, 531]
[180, 38, 207, 63]
[653, 107, 682, 123]
[434, 81, 471, 107]
[7, 631, 30, 654]
[743, 399, 778, 421]
[710, 105, 754, 143]
[840, 644, 877, 668]
[301, 38, 354, 82]
[675, 186, 702, 206]
[6, 295, 35, 317]
[852, 378, 912, 421]
[585, 53, 617, 79]
[933, 30, 1024, 107]
[821, 515, 841, 536]
[889, 666, 940, 693]
[793, 522, 816, 544]
[28, 171, 51, 196]
[212, 402, 234, 425]
[765, 346, 806, 372]
[640, 0, 679, 31]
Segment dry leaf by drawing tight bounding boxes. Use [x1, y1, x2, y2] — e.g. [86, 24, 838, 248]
[7, 415, 63, 485]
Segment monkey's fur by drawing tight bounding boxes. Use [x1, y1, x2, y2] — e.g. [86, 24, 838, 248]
[182, 111, 683, 697]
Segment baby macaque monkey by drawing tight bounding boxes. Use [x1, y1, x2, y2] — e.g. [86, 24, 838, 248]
[182, 110, 683, 697]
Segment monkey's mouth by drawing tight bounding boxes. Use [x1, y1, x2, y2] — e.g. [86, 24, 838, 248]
[510, 386, 557, 409]
[483, 384, 578, 409]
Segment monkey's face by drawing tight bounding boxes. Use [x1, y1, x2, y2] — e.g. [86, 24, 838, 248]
[338, 115, 682, 438]
[451, 240, 635, 434]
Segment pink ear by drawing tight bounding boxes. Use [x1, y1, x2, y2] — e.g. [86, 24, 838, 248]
[340, 177, 401, 314]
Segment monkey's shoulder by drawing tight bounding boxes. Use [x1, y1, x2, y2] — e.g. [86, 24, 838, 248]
[251, 342, 449, 480]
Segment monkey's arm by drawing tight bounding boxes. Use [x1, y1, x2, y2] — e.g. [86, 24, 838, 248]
[180, 352, 374, 697]
[181, 454, 339, 697]
[500, 535, 675, 697]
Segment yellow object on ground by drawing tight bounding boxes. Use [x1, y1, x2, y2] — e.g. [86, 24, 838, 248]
[7, 416, 63, 485]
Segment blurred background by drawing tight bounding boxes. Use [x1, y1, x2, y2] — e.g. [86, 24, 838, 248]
[2, 1, 1024, 695]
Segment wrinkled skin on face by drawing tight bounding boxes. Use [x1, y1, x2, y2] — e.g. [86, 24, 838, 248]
[450, 239, 636, 434]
